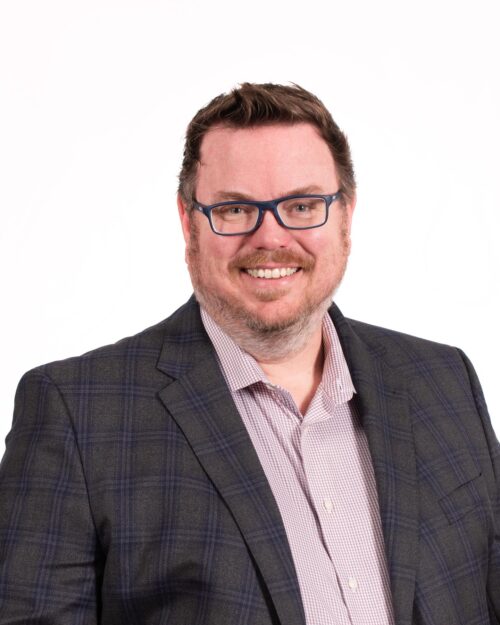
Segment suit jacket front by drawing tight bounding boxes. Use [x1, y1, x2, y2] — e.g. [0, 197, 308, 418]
[0, 297, 499, 625]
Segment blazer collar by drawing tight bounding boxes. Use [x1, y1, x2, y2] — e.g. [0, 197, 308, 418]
[156, 297, 418, 625]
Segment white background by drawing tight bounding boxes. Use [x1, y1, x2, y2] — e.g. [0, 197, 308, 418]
[1, 0, 499, 454]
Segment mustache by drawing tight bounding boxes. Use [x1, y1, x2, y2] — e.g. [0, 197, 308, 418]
[229, 249, 315, 271]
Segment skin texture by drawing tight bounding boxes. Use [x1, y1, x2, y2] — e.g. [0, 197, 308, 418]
[178, 123, 356, 387]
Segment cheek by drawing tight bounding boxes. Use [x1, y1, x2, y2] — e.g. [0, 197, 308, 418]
[194, 232, 241, 272]
[296, 230, 337, 261]
[210, 242, 237, 267]
[315, 220, 350, 255]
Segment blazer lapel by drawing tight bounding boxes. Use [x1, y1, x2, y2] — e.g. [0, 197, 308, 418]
[330, 304, 419, 625]
[156, 298, 306, 625]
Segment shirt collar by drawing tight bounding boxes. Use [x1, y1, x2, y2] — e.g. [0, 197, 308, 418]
[201, 308, 267, 391]
[320, 312, 356, 405]
[201, 307, 356, 403]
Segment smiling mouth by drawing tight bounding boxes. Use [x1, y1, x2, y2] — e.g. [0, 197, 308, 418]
[244, 267, 299, 279]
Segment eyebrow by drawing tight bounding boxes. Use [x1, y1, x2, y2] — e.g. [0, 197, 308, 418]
[211, 185, 327, 203]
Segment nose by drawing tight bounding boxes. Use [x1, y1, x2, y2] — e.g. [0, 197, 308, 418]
[248, 208, 293, 249]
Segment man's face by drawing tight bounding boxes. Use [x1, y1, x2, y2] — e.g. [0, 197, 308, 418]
[178, 123, 355, 334]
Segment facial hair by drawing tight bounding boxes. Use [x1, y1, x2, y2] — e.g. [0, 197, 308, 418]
[186, 216, 350, 361]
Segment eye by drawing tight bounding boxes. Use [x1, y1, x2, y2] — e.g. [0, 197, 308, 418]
[282, 199, 319, 212]
[293, 203, 311, 213]
[281, 199, 321, 214]
[213, 204, 256, 221]
[227, 206, 246, 215]
[217, 204, 244, 215]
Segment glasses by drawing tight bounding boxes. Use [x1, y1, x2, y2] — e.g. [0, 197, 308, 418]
[193, 192, 342, 236]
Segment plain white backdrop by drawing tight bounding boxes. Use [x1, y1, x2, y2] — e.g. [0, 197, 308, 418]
[1, 0, 499, 455]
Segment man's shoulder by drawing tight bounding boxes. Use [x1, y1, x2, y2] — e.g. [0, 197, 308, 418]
[341, 314, 463, 370]
[23, 298, 201, 385]
[23, 318, 167, 385]
[345, 315, 453, 348]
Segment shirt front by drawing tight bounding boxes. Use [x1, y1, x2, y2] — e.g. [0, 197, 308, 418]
[202, 308, 395, 625]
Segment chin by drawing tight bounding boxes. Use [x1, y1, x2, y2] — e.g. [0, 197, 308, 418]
[244, 314, 302, 333]
[242, 296, 330, 334]
[251, 288, 289, 303]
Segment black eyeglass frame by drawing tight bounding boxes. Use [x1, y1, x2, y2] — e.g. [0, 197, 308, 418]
[192, 192, 343, 236]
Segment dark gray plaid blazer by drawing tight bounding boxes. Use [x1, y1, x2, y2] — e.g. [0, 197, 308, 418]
[0, 297, 499, 625]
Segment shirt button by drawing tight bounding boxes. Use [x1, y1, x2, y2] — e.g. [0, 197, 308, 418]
[323, 497, 334, 513]
[348, 577, 358, 591]
[336, 379, 343, 390]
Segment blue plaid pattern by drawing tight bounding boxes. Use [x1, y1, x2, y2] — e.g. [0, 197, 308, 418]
[0, 296, 498, 624]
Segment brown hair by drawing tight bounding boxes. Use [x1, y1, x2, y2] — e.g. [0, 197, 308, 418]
[178, 82, 355, 207]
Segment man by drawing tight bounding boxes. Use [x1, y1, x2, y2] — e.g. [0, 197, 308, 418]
[0, 83, 498, 625]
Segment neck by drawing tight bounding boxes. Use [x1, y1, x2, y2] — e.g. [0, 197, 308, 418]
[257, 325, 325, 414]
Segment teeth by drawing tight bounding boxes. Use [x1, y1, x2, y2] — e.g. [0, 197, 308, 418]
[245, 267, 299, 279]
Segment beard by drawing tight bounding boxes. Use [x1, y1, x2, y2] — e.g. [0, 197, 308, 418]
[186, 218, 350, 361]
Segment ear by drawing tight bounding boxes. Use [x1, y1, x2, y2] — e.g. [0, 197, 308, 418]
[177, 193, 191, 246]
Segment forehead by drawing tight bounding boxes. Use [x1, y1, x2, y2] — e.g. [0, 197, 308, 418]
[196, 123, 338, 200]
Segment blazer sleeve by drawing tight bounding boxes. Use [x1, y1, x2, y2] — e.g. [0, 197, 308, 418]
[0, 370, 103, 624]
[457, 349, 500, 624]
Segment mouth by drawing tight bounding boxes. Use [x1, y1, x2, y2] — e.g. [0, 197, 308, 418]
[244, 267, 300, 280]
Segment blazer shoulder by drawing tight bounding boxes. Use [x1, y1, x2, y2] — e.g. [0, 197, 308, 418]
[24, 316, 171, 386]
[343, 316, 464, 371]
[22, 297, 203, 386]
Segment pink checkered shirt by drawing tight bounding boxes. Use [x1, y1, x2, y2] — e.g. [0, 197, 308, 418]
[201, 308, 395, 625]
